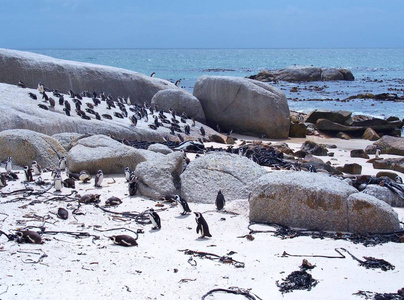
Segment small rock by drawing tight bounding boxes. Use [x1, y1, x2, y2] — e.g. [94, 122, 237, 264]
[336, 163, 362, 174]
[350, 149, 370, 159]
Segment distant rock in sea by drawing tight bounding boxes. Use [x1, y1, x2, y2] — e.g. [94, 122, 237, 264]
[247, 65, 354, 82]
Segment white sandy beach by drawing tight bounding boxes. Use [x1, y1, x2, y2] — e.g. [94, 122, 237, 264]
[0, 135, 403, 300]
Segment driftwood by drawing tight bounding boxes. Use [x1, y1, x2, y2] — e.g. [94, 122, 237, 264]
[201, 287, 262, 300]
[179, 249, 245, 268]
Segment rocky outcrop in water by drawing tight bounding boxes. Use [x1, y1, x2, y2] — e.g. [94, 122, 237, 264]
[247, 66, 354, 82]
[193, 76, 290, 138]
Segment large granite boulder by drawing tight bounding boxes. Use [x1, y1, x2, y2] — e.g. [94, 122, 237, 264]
[52, 132, 88, 151]
[249, 172, 399, 233]
[0, 83, 209, 142]
[180, 152, 267, 203]
[248, 66, 354, 82]
[0, 129, 67, 168]
[369, 136, 404, 155]
[363, 185, 404, 207]
[151, 89, 206, 123]
[67, 135, 160, 174]
[147, 143, 173, 155]
[135, 152, 183, 199]
[372, 158, 404, 173]
[346, 193, 400, 234]
[0, 48, 176, 104]
[193, 76, 290, 138]
[305, 110, 352, 125]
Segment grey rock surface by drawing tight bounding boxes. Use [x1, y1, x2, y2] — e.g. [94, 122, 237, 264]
[372, 158, 404, 173]
[193, 76, 290, 138]
[305, 109, 352, 125]
[249, 172, 362, 232]
[371, 135, 404, 155]
[0, 48, 176, 105]
[248, 66, 354, 82]
[147, 143, 173, 155]
[363, 184, 404, 207]
[151, 89, 206, 123]
[347, 193, 401, 233]
[0, 129, 67, 168]
[67, 135, 160, 174]
[135, 152, 183, 199]
[52, 132, 88, 151]
[181, 152, 267, 203]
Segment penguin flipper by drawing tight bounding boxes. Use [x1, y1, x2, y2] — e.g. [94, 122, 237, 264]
[196, 223, 201, 234]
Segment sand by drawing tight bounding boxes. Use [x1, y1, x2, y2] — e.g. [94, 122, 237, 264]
[0, 133, 403, 300]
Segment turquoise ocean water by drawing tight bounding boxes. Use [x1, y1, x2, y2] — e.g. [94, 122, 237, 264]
[28, 48, 404, 119]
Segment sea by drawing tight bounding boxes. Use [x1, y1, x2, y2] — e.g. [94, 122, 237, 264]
[27, 48, 404, 120]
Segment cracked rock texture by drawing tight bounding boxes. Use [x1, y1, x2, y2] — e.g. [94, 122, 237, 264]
[180, 152, 267, 203]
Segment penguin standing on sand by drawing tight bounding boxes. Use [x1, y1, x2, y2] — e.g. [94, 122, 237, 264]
[375, 148, 381, 159]
[79, 170, 91, 183]
[148, 208, 161, 230]
[59, 156, 67, 171]
[24, 166, 33, 182]
[215, 190, 225, 211]
[94, 169, 103, 187]
[5, 156, 12, 173]
[175, 195, 192, 215]
[124, 167, 131, 182]
[54, 172, 62, 192]
[194, 212, 212, 238]
[128, 174, 138, 196]
[31, 161, 42, 175]
[109, 235, 138, 247]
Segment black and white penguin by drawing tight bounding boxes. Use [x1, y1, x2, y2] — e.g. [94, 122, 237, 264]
[63, 177, 76, 189]
[375, 148, 381, 159]
[0, 173, 6, 187]
[148, 208, 161, 230]
[200, 126, 205, 136]
[105, 196, 122, 207]
[175, 195, 192, 215]
[174, 79, 181, 86]
[31, 161, 42, 175]
[396, 175, 403, 184]
[57, 207, 69, 220]
[59, 156, 67, 170]
[5, 156, 12, 173]
[309, 164, 317, 173]
[54, 172, 62, 192]
[94, 169, 103, 187]
[79, 170, 92, 183]
[194, 212, 212, 238]
[124, 167, 131, 182]
[184, 124, 190, 135]
[128, 174, 138, 196]
[150, 72, 156, 77]
[18, 80, 26, 88]
[215, 190, 225, 211]
[29, 92, 37, 100]
[109, 235, 138, 247]
[24, 166, 33, 182]
[16, 230, 43, 244]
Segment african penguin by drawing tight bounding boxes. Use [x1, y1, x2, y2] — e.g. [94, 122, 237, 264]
[175, 195, 192, 215]
[79, 170, 91, 183]
[148, 208, 161, 230]
[105, 196, 122, 206]
[194, 212, 212, 238]
[375, 148, 381, 158]
[24, 166, 33, 182]
[215, 190, 225, 211]
[309, 164, 317, 173]
[128, 174, 138, 196]
[16, 230, 43, 244]
[124, 167, 131, 182]
[54, 172, 63, 192]
[59, 156, 67, 170]
[94, 169, 103, 187]
[31, 161, 42, 175]
[109, 235, 138, 247]
[5, 156, 12, 173]
[0, 174, 6, 187]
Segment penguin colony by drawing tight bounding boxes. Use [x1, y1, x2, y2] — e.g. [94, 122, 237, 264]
[0, 151, 228, 246]
[22, 81, 207, 144]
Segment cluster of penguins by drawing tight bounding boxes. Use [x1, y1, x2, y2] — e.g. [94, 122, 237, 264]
[1, 155, 227, 247]
[21, 80, 207, 143]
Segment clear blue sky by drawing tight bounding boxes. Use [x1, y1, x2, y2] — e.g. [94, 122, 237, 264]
[0, 0, 403, 49]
